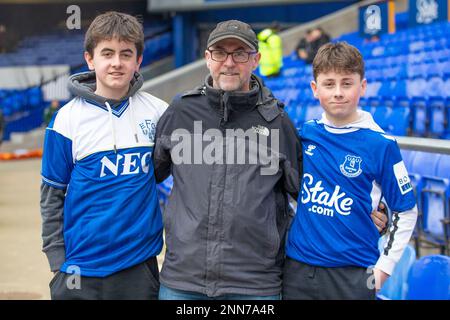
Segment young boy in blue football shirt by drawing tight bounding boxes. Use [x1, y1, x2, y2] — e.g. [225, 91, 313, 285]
[40, 12, 168, 299]
[283, 42, 417, 300]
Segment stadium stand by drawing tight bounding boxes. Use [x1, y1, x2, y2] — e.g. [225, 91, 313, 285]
[398, 150, 450, 257]
[258, 20, 450, 139]
[0, 23, 172, 68]
[0, 21, 173, 142]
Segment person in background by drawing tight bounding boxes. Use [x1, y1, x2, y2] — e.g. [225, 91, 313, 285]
[258, 22, 283, 77]
[43, 99, 61, 125]
[296, 27, 331, 64]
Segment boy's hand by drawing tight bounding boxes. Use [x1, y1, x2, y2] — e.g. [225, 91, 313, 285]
[371, 202, 388, 233]
[373, 267, 390, 291]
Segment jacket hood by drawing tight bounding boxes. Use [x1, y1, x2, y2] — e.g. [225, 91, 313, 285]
[319, 110, 384, 133]
[67, 71, 144, 107]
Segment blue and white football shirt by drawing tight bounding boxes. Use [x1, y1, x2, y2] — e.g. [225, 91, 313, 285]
[41, 92, 167, 277]
[286, 117, 416, 269]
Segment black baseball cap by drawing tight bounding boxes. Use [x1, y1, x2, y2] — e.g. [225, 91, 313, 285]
[207, 20, 258, 51]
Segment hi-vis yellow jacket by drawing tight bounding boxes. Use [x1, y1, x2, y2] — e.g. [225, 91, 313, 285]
[257, 28, 283, 76]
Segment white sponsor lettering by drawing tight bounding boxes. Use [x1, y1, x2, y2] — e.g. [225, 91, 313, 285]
[301, 173, 353, 216]
[100, 152, 152, 177]
[393, 161, 413, 195]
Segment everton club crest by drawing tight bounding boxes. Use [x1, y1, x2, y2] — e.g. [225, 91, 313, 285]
[139, 120, 156, 142]
[340, 155, 363, 178]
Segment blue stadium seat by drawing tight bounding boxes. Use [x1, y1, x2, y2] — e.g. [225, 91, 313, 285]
[400, 149, 416, 173]
[428, 97, 446, 138]
[304, 103, 322, 122]
[377, 244, 416, 300]
[426, 75, 445, 98]
[386, 97, 411, 136]
[407, 76, 427, 98]
[411, 151, 450, 256]
[373, 97, 393, 131]
[410, 97, 429, 136]
[436, 154, 450, 180]
[27, 87, 43, 109]
[406, 255, 450, 300]
[365, 80, 382, 98]
[444, 77, 450, 99]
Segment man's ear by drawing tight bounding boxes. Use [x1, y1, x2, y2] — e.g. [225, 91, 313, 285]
[252, 52, 261, 70]
[205, 50, 211, 69]
[84, 51, 94, 71]
[310, 80, 318, 99]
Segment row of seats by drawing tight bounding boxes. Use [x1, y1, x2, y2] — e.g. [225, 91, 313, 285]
[400, 150, 450, 257]
[361, 96, 450, 139]
[337, 21, 450, 53]
[264, 20, 450, 140]
[377, 243, 450, 300]
[0, 23, 172, 68]
[0, 87, 43, 117]
[280, 95, 450, 139]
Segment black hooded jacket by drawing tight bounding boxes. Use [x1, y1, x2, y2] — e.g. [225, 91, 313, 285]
[154, 74, 302, 297]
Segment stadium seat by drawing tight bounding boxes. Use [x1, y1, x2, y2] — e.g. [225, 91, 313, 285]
[412, 151, 450, 256]
[428, 97, 447, 138]
[377, 244, 416, 300]
[304, 103, 322, 122]
[426, 75, 445, 98]
[386, 97, 411, 136]
[406, 255, 450, 300]
[365, 81, 381, 98]
[373, 97, 393, 131]
[407, 76, 427, 98]
[400, 149, 416, 172]
[445, 97, 450, 138]
[410, 97, 429, 137]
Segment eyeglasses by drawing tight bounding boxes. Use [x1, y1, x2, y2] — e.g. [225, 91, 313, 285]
[207, 49, 257, 63]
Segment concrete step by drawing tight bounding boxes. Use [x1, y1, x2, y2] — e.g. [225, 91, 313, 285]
[0, 127, 45, 153]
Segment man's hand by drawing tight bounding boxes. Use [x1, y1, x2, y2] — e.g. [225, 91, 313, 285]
[371, 202, 388, 233]
[373, 267, 390, 291]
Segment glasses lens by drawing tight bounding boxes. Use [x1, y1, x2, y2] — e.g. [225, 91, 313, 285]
[210, 50, 251, 63]
[232, 51, 249, 63]
[212, 50, 227, 62]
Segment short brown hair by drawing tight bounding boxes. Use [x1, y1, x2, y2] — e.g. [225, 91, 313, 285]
[312, 41, 365, 81]
[84, 11, 144, 58]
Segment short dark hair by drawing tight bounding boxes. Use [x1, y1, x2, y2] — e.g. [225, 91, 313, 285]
[84, 11, 144, 58]
[312, 41, 365, 81]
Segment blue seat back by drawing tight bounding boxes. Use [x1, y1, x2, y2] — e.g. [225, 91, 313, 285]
[428, 97, 446, 138]
[411, 97, 428, 136]
[406, 255, 450, 300]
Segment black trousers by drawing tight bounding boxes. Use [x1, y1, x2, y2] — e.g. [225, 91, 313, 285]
[282, 257, 376, 300]
[50, 257, 160, 300]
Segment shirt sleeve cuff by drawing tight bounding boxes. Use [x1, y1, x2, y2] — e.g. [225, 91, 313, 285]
[375, 255, 396, 276]
[44, 247, 66, 272]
